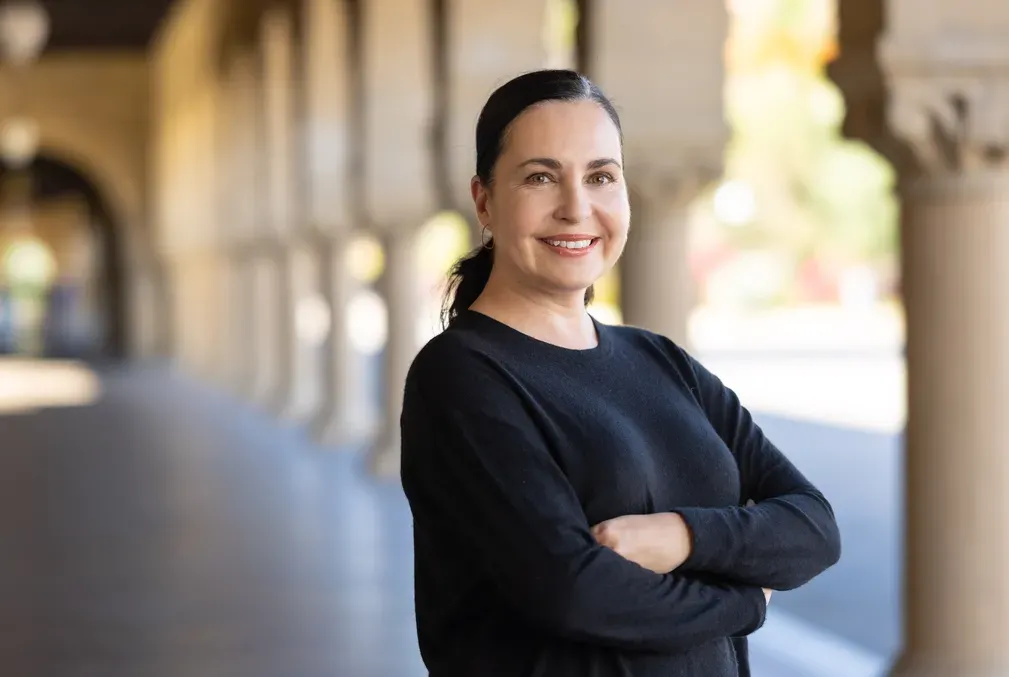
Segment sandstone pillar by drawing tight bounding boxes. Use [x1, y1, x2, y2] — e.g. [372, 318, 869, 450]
[312, 234, 374, 446]
[224, 252, 255, 393]
[225, 46, 267, 400]
[871, 8, 1009, 672]
[271, 240, 321, 421]
[124, 261, 162, 361]
[361, 0, 434, 474]
[889, 172, 1009, 676]
[217, 49, 248, 391]
[622, 175, 712, 347]
[299, 0, 364, 446]
[374, 229, 421, 475]
[249, 250, 282, 407]
[258, 4, 321, 421]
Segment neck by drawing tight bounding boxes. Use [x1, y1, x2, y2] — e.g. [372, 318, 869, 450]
[470, 269, 597, 349]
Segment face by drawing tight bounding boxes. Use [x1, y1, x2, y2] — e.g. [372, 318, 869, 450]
[472, 99, 630, 300]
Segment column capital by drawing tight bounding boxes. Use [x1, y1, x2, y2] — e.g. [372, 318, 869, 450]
[830, 1, 1009, 178]
[879, 33, 1009, 176]
[629, 156, 722, 212]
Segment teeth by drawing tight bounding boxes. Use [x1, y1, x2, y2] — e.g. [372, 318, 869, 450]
[546, 239, 593, 249]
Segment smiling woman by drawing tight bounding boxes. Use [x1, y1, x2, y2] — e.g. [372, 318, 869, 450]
[441, 70, 625, 334]
[401, 69, 840, 677]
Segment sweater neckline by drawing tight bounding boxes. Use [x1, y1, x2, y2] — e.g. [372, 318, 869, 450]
[460, 309, 613, 359]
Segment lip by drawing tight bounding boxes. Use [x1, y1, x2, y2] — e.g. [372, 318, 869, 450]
[540, 234, 598, 241]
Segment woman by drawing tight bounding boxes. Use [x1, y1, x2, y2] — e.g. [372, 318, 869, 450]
[400, 69, 841, 677]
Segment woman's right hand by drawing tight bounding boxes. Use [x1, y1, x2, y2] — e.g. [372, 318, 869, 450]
[762, 588, 773, 605]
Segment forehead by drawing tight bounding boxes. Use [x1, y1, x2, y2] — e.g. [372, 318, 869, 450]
[502, 100, 622, 161]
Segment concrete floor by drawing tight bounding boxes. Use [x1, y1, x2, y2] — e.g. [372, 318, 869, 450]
[0, 363, 896, 676]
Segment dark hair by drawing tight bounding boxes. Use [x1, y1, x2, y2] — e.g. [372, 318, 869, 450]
[441, 69, 623, 329]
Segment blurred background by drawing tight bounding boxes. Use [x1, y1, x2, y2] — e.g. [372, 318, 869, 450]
[1, 0, 1004, 675]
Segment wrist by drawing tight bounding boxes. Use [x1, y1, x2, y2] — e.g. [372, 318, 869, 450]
[679, 512, 695, 553]
[656, 511, 693, 572]
[671, 507, 722, 570]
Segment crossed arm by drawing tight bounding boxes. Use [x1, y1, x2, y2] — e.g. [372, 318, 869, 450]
[594, 350, 842, 592]
[400, 340, 839, 655]
[400, 346, 769, 655]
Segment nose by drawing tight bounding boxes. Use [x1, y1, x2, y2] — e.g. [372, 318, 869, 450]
[554, 180, 592, 224]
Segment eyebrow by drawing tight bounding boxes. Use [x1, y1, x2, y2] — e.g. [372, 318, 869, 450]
[518, 157, 622, 171]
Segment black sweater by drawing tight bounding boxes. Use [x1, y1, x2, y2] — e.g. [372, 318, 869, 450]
[400, 310, 841, 676]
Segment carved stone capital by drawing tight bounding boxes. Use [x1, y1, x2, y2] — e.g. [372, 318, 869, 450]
[880, 37, 1009, 175]
[628, 155, 723, 212]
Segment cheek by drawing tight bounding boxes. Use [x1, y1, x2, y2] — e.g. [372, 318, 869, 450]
[502, 196, 551, 241]
[596, 196, 631, 243]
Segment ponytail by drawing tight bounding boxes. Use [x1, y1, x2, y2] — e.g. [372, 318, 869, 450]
[440, 240, 596, 330]
[442, 245, 494, 329]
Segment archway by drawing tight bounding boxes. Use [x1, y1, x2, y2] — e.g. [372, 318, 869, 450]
[0, 154, 126, 360]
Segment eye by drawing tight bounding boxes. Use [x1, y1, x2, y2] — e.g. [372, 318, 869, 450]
[526, 172, 553, 185]
[588, 172, 616, 185]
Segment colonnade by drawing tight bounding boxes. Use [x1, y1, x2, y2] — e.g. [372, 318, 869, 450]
[148, 0, 1009, 672]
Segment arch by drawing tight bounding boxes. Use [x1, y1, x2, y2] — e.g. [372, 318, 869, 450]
[0, 153, 129, 359]
[35, 129, 140, 236]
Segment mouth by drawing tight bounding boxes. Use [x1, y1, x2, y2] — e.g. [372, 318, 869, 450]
[539, 237, 601, 257]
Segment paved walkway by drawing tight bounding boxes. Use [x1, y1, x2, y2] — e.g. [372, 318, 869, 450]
[0, 363, 895, 676]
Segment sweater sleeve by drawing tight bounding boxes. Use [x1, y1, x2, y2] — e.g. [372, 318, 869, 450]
[673, 352, 842, 591]
[400, 341, 767, 654]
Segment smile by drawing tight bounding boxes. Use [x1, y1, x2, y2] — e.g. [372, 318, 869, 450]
[540, 237, 600, 257]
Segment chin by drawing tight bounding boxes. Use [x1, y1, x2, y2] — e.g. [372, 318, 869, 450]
[546, 277, 600, 297]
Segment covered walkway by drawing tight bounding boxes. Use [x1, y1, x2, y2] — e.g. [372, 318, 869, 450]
[1, 0, 1008, 675]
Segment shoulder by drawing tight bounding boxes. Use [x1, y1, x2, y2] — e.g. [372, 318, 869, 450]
[599, 320, 723, 396]
[604, 321, 695, 370]
[405, 322, 515, 404]
[409, 320, 492, 376]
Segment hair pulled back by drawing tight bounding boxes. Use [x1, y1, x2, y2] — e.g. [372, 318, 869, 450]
[441, 69, 622, 329]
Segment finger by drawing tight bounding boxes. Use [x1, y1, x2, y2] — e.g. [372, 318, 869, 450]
[595, 531, 617, 548]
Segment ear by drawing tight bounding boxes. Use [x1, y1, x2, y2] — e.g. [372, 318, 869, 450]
[471, 175, 491, 229]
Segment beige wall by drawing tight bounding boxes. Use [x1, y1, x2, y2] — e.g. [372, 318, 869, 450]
[0, 56, 148, 235]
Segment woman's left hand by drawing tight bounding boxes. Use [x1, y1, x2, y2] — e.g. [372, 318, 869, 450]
[591, 513, 693, 574]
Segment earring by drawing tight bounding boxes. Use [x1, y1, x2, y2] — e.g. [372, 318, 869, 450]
[481, 224, 494, 250]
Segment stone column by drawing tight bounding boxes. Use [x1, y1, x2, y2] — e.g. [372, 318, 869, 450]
[217, 49, 245, 391]
[371, 229, 421, 475]
[869, 11, 1009, 674]
[271, 241, 321, 421]
[248, 248, 282, 407]
[216, 255, 240, 386]
[299, 0, 364, 446]
[890, 172, 1009, 676]
[124, 258, 162, 361]
[227, 47, 266, 399]
[361, 0, 434, 474]
[589, 0, 728, 345]
[259, 3, 321, 422]
[621, 173, 713, 348]
[224, 250, 255, 393]
[312, 234, 374, 446]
